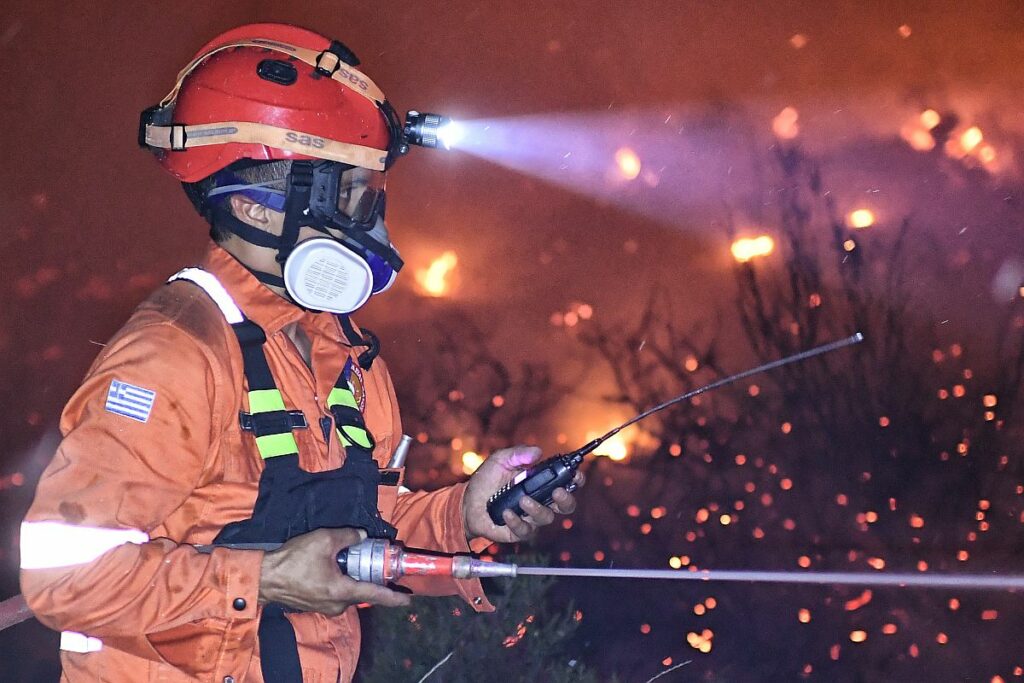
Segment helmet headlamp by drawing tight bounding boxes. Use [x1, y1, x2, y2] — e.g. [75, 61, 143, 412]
[402, 111, 464, 151]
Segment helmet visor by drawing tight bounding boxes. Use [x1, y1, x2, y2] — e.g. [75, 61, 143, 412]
[337, 166, 386, 225]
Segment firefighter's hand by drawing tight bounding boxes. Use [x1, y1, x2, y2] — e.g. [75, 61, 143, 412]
[258, 528, 411, 615]
[463, 445, 584, 544]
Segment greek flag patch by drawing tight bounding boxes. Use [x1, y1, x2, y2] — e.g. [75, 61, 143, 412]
[105, 380, 156, 423]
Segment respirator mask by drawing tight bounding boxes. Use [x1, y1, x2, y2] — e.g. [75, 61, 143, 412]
[282, 220, 398, 314]
[206, 161, 401, 314]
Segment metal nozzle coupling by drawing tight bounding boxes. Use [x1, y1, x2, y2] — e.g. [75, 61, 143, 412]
[452, 556, 518, 579]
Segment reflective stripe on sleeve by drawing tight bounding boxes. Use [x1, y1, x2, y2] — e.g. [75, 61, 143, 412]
[60, 630, 103, 653]
[20, 521, 150, 570]
[168, 268, 245, 323]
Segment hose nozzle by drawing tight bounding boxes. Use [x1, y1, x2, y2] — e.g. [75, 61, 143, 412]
[337, 538, 517, 584]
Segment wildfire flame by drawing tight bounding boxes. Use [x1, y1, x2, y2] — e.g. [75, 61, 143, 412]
[585, 427, 637, 462]
[461, 450, 484, 475]
[416, 251, 458, 297]
[731, 235, 775, 263]
[847, 209, 875, 229]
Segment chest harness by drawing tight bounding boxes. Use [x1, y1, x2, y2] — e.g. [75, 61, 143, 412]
[169, 268, 397, 683]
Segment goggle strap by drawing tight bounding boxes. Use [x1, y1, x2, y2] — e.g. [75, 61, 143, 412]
[144, 120, 388, 172]
[206, 180, 285, 199]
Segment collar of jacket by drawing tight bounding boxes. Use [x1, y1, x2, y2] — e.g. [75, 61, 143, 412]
[200, 241, 351, 345]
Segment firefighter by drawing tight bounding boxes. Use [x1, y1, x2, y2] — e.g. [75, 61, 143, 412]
[20, 23, 581, 682]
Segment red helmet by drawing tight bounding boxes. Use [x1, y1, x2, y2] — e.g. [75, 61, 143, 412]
[140, 23, 406, 182]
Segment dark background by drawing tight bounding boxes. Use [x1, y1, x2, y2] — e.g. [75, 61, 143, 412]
[1, 2, 1023, 681]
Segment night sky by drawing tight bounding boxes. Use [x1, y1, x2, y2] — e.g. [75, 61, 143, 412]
[1, 2, 1023, 681]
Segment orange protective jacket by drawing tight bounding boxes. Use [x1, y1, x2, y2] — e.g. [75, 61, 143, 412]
[20, 243, 493, 683]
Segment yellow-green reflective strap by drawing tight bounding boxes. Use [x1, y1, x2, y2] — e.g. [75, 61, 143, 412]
[327, 387, 358, 409]
[336, 424, 373, 449]
[255, 432, 299, 459]
[249, 389, 287, 413]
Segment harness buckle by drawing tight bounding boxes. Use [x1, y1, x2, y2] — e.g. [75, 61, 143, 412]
[239, 410, 308, 436]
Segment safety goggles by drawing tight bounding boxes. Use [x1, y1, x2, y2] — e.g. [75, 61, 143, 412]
[332, 165, 387, 226]
[207, 162, 386, 228]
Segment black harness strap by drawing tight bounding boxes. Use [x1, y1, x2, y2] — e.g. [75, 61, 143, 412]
[172, 269, 397, 683]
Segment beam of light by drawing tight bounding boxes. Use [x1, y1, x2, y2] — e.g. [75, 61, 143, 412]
[437, 120, 465, 150]
[443, 97, 1021, 235]
[415, 251, 458, 297]
[731, 235, 775, 262]
[443, 111, 754, 225]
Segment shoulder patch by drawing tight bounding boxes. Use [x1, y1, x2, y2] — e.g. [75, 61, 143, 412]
[105, 380, 157, 423]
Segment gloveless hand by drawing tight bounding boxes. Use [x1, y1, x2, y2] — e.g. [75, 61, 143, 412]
[258, 527, 410, 615]
[462, 445, 585, 544]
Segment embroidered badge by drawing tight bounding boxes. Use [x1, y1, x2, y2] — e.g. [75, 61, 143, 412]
[105, 380, 157, 423]
[349, 361, 366, 413]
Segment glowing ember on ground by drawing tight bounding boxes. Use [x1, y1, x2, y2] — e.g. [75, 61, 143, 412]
[961, 126, 983, 152]
[772, 107, 800, 139]
[920, 109, 940, 129]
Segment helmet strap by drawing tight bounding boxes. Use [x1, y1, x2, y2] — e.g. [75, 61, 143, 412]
[276, 161, 314, 265]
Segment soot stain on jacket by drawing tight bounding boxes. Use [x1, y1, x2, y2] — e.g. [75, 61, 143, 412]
[58, 501, 86, 524]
